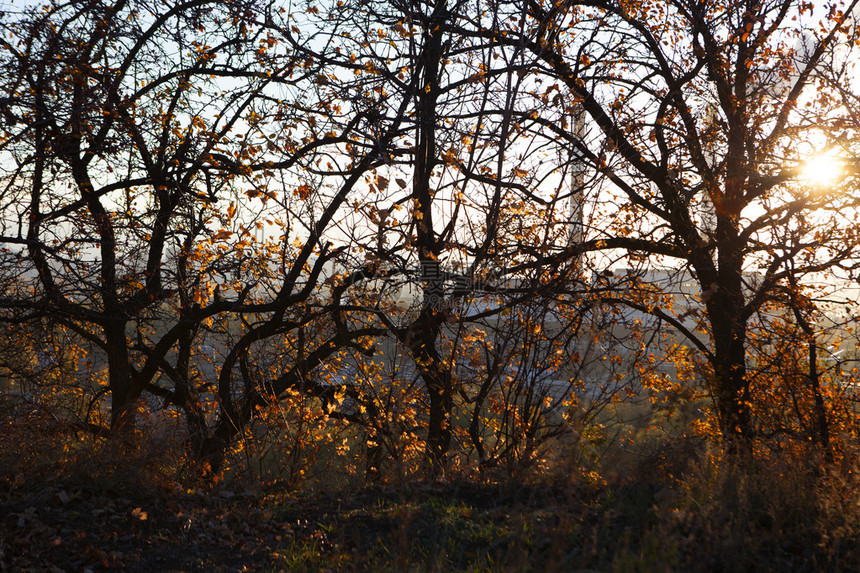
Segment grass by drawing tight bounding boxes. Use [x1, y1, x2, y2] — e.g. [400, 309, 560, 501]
[4, 399, 860, 571]
[253, 459, 860, 572]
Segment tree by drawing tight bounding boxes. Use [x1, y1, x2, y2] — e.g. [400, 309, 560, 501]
[0, 0, 391, 470]
[9, 0, 859, 482]
[267, 0, 563, 473]
[0, 0, 277, 433]
[463, 0, 860, 447]
[285, 0, 658, 475]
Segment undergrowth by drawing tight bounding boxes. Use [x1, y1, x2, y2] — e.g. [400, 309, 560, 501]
[3, 401, 860, 571]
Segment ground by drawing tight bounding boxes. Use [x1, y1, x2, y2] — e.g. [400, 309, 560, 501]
[2, 478, 601, 572]
[2, 420, 860, 571]
[5, 470, 853, 572]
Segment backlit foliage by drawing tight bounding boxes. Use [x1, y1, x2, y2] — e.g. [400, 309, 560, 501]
[1, 0, 860, 485]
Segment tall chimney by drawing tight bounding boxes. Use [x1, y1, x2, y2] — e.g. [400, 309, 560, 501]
[569, 109, 586, 248]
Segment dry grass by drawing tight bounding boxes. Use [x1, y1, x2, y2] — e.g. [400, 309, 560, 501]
[3, 398, 860, 571]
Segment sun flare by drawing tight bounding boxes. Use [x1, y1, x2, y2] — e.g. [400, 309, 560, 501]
[801, 152, 844, 188]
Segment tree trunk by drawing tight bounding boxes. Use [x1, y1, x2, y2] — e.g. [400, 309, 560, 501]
[411, 0, 451, 476]
[105, 320, 139, 435]
[705, 237, 752, 448]
[425, 368, 453, 472]
[175, 327, 209, 459]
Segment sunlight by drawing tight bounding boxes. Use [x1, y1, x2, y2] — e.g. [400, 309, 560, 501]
[801, 152, 844, 188]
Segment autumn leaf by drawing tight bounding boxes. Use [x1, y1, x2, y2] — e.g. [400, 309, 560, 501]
[295, 183, 311, 199]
